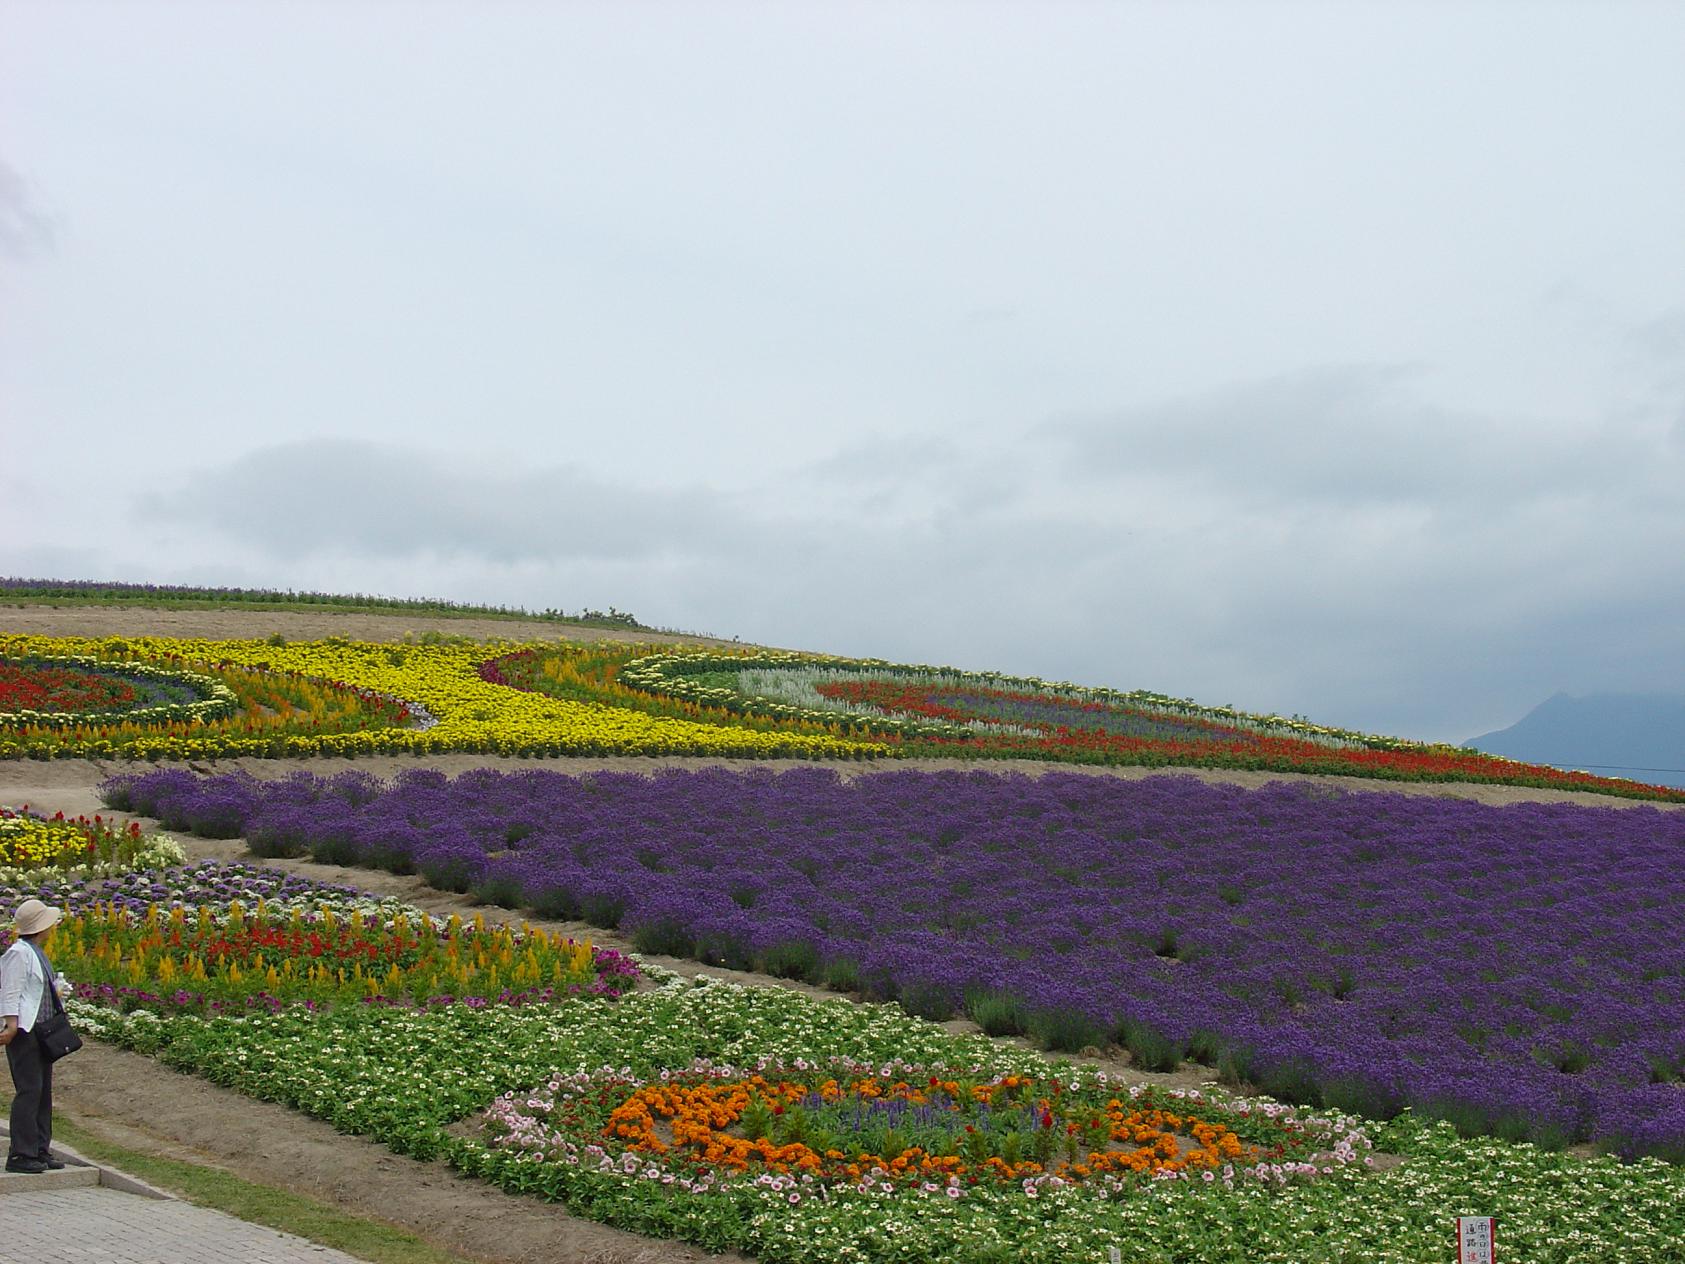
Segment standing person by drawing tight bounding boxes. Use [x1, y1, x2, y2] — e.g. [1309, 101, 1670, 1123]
[0, 898, 72, 1173]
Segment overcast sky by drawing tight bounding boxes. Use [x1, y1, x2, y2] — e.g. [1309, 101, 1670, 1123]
[4, 1, 1683, 744]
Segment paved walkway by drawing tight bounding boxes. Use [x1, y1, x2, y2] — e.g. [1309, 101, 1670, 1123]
[0, 1184, 368, 1263]
[0, 1121, 368, 1264]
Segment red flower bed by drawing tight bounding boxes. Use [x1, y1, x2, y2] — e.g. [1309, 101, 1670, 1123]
[0, 660, 140, 715]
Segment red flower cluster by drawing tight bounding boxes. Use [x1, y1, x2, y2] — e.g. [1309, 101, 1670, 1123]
[0, 660, 140, 715]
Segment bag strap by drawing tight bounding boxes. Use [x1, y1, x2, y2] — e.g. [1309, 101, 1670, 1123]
[28, 945, 66, 1017]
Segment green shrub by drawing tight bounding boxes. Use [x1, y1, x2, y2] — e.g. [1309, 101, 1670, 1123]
[965, 990, 1029, 1037]
[1116, 1017, 1185, 1072]
[1026, 1008, 1107, 1053]
[760, 940, 820, 982]
[898, 981, 957, 1022]
[631, 918, 696, 958]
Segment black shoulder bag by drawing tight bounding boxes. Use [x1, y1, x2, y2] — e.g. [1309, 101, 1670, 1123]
[33, 964, 82, 1063]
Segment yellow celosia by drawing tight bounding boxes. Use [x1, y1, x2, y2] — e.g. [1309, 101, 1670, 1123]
[0, 633, 888, 761]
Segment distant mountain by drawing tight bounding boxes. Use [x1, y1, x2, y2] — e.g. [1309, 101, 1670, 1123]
[1466, 692, 1685, 790]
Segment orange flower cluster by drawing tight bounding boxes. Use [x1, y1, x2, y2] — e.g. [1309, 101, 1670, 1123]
[1076, 1106, 1249, 1177]
[602, 1072, 1260, 1186]
[606, 1078, 827, 1173]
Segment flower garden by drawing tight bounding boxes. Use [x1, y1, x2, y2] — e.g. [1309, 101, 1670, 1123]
[0, 635, 879, 762]
[5, 835, 1677, 1262]
[109, 765, 1685, 1163]
[551, 1063, 1342, 1189]
[6, 631, 1681, 802]
[7, 602, 1685, 1260]
[49, 900, 636, 1016]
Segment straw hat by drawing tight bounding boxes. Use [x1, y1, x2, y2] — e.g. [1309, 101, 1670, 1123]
[13, 899, 62, 937]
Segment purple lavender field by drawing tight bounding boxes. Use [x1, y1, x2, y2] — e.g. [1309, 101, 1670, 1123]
[105, 765, 1685, 1158]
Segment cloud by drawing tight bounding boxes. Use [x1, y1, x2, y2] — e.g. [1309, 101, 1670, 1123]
[144, 439, 762, 563]
[1627, 309, 1685, 368]
[0, 159, 56, 260]
[793, 433, 1036, 521]
[106, 371, 1685, 746]
[1039, 365, 1658, 510]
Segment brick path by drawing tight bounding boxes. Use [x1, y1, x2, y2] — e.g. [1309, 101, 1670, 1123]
[0, 1185, 368, 1263]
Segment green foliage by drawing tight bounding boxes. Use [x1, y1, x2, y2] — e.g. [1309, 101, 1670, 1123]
[760, 939, 821, 982]
[1116, 1017, 1186, 1072]
[1025, 1007, 1108, 1053]
[966, 989, 1029, 1037]
[632, 918, 697, 958]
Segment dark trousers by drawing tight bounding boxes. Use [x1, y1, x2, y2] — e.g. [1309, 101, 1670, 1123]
[5, 1027, 53, 1161]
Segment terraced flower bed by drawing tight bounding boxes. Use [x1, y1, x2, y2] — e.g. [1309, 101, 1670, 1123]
[611, 649, 1685, 801]
[7, 838, 1679, 1260]
[0, 653, 237, 728]
[0, 639, 417, 758]
[11, 596, 1685, 1259]
[1, 859, 412, 922]
[111, 764, 1685, 1160]
[7, 631, 1679, 802]
[1, 656, 152, 714]
[0, 634, 879, 761]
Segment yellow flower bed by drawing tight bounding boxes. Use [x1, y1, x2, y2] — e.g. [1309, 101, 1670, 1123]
[0, 634, 887, 761]
[0, 810, 93, 867]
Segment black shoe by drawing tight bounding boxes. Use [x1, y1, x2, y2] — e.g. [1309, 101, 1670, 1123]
[4, 1156, 47, 1174]
[37, 1153, 65, 1170]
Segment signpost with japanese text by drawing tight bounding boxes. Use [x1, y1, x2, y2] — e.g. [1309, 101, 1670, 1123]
[1457, 1216, 1497, 1264]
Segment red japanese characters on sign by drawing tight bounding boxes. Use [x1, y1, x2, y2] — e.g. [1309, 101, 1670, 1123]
[1457, 1216, 1497, 1264]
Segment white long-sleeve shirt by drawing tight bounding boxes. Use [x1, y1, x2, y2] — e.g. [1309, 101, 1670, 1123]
[0, 938, 66, 1033]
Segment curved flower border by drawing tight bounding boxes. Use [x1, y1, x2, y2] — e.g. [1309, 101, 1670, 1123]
[476, 1058, 1374, 1209]
[0, 653, 237, 729]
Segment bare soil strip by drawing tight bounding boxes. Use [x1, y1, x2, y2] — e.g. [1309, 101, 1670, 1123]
[0, 604, 743, 648]
[46, 1043, 748, 1264]
[2, 750, 1676, 830]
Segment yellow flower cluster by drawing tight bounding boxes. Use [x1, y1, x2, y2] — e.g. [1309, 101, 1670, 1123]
[0, 812, 92, 868]
[0, 634, 887, 762]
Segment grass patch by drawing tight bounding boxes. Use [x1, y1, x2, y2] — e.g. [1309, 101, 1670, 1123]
[49, 1116, 478, 1264]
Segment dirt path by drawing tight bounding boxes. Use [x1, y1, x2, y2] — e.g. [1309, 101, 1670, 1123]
[3, 749, 1678, 828]
[49, 1043, 749, 1264]
[0, 604, 744, 648]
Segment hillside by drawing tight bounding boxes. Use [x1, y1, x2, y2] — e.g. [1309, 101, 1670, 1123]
[1466, 692, 1685, 790]
[9, 594, 1685, 1263]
